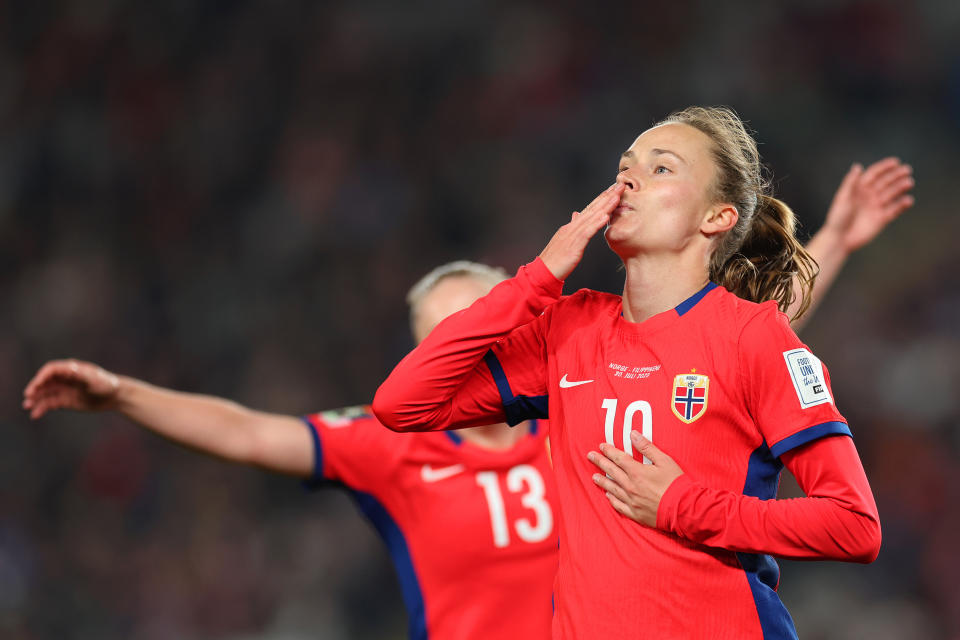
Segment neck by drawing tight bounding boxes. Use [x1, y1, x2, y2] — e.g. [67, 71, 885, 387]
[458, 421, 530, 450]
[620, 252, 710, 323]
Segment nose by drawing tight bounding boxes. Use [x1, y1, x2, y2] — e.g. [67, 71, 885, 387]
[615, 169, 637, 192]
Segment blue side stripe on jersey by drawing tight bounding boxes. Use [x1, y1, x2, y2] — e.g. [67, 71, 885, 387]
[351, 489, 429, 640]
[769, 421, 852, 459]
[299, 417, 325, 489]
[483, 350, 549, 426]
[674, 281, 718, 316]
[445, 431, 463, 445]
[738, 439, 799, 640]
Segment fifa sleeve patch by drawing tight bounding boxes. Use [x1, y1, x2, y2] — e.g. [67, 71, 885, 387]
[782, 348, 833, 409]
[314, 405, 371, 428]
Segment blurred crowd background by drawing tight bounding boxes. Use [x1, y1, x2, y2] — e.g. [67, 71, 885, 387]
[2, 1, 959, 638]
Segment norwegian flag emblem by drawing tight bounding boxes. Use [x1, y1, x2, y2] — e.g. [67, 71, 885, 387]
[671, 372, 709, 424]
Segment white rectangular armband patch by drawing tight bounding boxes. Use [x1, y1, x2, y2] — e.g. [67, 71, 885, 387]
[783, 348, 833, 408]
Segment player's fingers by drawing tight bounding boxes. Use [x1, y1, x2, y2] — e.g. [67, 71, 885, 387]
[882, 195, 914, 221]
[878, 175, 915, 204]
[28, 395, 62, 420]
[598, 440, 640, 471]
[588, 448, 631, 487]
[871, 163, 912, 192]
[23, 361, 67, 397]
[860, 157, 902, 185]
[578, 183, 624, 222]
[592, 472, 631, 505]
[835, 163, 863, 198]
[604, 491, 637, 521]
[630, 431, 667, 466]
[27, 387, 67, 413]
[25, 360, 87, 397]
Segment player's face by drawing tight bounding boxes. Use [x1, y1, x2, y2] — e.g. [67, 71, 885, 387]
[604, 122, 721, 259]
[413, 276, 493, 344]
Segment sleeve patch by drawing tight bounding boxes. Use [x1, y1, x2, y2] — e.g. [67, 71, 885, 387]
[783, 348, 833, 409]
[314, 405, 371, 428]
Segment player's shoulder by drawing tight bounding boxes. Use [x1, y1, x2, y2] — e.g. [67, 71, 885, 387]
[303, 404, 424, 454]
[553, 288, 621, 318]
[708, 286, 787, 332]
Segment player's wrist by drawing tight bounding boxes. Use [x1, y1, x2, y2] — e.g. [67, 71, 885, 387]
[812, 223, 854, 258]
[654, 472, 694, 533]
[110, 375, 138, 411]
[529, 256, 565, 292]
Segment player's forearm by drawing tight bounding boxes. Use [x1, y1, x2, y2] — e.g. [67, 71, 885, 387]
[657, 437, 881, 562]
[113, 377, 275, 464]
[789, 227, 850, 331]
[658, 478, 880, 562]
[374, 258, 561, 431]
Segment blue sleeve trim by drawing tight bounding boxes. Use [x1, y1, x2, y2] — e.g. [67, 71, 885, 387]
[299, 417, 325, 490]
[503, 395, 549, 426]
[484, 350, 515, 402]
[769, 421, 852, 459]
[484, 350, 549, 426]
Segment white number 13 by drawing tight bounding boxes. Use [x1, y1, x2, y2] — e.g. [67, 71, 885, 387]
[476, 465, 553, 548]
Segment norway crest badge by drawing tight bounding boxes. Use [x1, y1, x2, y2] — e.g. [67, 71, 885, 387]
[672, 371, 709, 424]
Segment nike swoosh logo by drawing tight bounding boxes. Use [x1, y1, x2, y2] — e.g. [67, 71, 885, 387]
[559, 374, 594, 388]
[421, 463, 466, 483]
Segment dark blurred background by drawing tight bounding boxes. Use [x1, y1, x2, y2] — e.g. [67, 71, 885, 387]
[2, 1, 959, 638]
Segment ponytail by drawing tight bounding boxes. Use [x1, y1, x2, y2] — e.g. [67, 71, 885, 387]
[711, 195, 819, 321]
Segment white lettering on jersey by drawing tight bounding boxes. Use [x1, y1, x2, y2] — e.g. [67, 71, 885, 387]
[607, 361, 661, 380]
[559, 374, 594, 388]
[783, 348, 833, 408]
[421, 463, 466, 483]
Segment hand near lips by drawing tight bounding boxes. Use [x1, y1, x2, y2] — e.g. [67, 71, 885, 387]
[587, 431, 684, 527]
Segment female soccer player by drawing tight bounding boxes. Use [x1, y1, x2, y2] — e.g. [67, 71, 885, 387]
[22, 262, 559, 640]
[24, 156, 909, 640]
[373, 107, 895, 640]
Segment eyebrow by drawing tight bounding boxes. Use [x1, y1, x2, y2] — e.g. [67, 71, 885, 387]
[620, 148, 687, 164]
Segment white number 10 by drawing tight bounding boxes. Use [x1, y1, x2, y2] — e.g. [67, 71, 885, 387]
[601, 398, 653, 464]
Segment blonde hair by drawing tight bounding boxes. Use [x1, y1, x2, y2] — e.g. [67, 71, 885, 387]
[658, 106, 818, 320]
[406, 261, 509, 332]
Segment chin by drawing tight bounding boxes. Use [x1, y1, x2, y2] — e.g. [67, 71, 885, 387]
[604, 227, 634, 260]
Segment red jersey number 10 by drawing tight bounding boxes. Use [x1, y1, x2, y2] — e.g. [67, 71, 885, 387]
[601, 398, 653, 464]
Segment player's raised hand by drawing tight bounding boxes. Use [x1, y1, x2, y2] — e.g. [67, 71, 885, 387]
[587, 430, 683, 528]
[23, 359, 121, 420]
[539, 183, 626, 281]
[823, 157, 914, 254]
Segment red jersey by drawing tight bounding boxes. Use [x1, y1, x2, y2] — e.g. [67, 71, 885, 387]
[374, 258, 881, 640]
[301, 406, 557, 640]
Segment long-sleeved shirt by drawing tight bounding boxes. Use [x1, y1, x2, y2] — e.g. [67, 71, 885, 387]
[374, 257, 880, 640]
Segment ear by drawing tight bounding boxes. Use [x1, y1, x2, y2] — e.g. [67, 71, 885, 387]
[701, 203, 738, 236]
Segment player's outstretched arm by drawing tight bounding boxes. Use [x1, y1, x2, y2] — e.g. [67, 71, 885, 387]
[23, 359, 313, 477]
[589, 430, 881, 562]
[789, 157, 914, 329]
